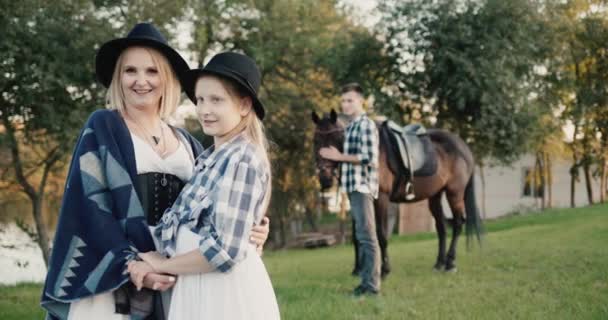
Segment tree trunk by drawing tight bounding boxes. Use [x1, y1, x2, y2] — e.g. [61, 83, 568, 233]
[535, 152, 546, 210]
[569, 58, 582, 208]
[32, 195, 51, 266]
[478, 164, 486, 218]
[279, 197, 288, 247]
[569, 123, 579, 209]
[271, 191, 288, 248]
[600, 158, 607, 203]
[304, 207, 318, 232]
[2, 114, 57, 267]
[545, 153, 553, 208]
[570, 162, 577, 208]
[583, 161, 594, 205]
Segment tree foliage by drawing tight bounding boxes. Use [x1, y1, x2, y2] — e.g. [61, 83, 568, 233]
[379, 0, 553, 165]
[0, 0, 115, 264]
[544, 0, 608, 205]
[184, 0, 384, 244]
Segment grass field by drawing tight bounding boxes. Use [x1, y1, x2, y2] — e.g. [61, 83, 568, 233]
[2, 204, 607, 319]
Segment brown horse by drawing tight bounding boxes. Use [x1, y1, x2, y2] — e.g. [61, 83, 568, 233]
[312, 110, 482, 273]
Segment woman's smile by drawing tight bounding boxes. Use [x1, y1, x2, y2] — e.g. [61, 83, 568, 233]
[132, 88, 153, 95]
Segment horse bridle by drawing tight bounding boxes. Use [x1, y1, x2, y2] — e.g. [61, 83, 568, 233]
[314, 127, 344, 191]
[314, 127, 345, 135]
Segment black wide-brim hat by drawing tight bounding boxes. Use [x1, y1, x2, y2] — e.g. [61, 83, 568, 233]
[95, 23, 190, 88]
[185, 52, 265, 120]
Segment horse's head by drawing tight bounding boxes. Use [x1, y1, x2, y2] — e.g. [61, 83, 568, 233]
[312, 109, 345, 191]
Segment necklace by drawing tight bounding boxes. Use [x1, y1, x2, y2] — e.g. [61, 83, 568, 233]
[126, 114, 167, 156]
[145, 124, 163, 145]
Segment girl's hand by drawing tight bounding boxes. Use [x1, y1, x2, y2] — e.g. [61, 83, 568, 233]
[251, 217, 270, 255]
[127, 260, 154, 291]
[145, 272, 176, 291]
[138, 251, 168, 272]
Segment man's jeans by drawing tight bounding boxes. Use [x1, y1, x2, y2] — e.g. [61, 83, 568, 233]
[348, 191, 381, 291]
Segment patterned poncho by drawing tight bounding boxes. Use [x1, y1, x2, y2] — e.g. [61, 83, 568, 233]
[41, 109, 202, 319]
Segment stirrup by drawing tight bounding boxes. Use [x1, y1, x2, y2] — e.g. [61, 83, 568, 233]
[405, 182, 415, 200]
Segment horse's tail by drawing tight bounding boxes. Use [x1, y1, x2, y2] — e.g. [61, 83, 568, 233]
[464, 174, 483, 248]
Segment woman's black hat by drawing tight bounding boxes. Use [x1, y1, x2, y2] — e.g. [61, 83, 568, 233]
[95, 23, 190, 88]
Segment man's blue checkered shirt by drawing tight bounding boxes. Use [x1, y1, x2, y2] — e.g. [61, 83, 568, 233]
[340, 114, 379, 199]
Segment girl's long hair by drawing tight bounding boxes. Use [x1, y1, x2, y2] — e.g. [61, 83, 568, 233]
[213, 75, 272, 216]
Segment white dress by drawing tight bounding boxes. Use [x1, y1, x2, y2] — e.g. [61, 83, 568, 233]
[68, 131, 194, 320]
[168, 226, 280, 320]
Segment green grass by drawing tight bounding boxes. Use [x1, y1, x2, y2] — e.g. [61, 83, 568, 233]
[0, 283, 44, 320]
[2, 205, 607, 319]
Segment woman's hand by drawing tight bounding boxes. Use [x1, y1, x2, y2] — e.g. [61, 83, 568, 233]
[138, 251, 168, 272]
[251, 217, 270, 255]
[127, 260, 154, 291]
[144, 273, 176, 291]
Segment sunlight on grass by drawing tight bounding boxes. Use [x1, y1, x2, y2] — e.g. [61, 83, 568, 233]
[2, 204, 607, 319]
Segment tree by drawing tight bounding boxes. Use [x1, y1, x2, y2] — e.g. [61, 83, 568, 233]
[545, 0, 608, 206]
[378, 0, 552, 166]
[0, 0, 193, 265]
[184, 0, 383, 245]
[319, 28, 399, 120]
[0, 1, 115, 265]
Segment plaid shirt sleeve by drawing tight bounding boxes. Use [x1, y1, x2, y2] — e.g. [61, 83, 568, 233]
[198, 152, 267, 272]
[357, 118, 378, 166]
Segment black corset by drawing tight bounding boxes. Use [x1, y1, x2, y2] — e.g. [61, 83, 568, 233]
[134, 172, 186, 226]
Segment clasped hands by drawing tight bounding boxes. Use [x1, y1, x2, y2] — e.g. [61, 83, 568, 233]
[127, 252, 170, 291]
[127, 216, 271, 291]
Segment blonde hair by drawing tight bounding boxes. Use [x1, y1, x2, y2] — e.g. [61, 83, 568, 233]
[105, 46, 181, 119]
[207, 75, 272, 214]
[243, 112, 272, 214]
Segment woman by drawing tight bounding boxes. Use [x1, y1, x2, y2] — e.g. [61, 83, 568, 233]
[41, 23, 269, 320]
[128, 52, 280, 319]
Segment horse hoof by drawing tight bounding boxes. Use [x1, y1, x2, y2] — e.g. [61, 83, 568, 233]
[433, 265, 444, 272]
[381, 270, 390, 279]
[444, 266, 457, 273]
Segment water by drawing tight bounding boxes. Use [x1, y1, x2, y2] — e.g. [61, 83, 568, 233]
[0, 223, 47, 285]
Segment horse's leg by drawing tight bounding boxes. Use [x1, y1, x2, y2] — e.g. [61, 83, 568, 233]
[445, 192, 465, 272]
[352, 219, 360, 276]
[429, 192, 447, 271]
[374, 192, 390, 278]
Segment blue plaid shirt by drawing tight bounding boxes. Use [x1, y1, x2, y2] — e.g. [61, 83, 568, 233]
[340, 113, 379, 198]
[154, 133, 269, 272]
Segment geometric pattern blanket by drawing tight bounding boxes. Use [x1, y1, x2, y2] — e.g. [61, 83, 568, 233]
[41, 109, 202, 319]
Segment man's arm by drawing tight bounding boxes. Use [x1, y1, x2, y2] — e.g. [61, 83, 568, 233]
[318, 146, 360, 164]
[357, 118, 378, 167]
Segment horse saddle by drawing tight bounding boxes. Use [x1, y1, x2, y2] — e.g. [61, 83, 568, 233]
[380, 121, 438, 202]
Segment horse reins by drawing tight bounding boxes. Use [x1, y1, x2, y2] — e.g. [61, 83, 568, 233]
[314, 127, 344, 135]
[314, 127, 345, 202]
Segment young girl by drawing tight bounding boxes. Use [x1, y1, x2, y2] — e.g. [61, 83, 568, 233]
[128, 52, 280, 319]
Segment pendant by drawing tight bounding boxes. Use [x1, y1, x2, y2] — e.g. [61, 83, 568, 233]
[152, 136, 160, 145]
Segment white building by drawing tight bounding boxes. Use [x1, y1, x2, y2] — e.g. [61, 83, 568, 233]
[398, 154, 601, 234]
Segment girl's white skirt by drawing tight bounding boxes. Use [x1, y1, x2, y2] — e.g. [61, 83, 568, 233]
[168, 226, 280, 320]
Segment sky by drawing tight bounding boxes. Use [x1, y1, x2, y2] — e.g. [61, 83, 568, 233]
[173, 0, 380, 64]
[341, 0, 380, 28]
